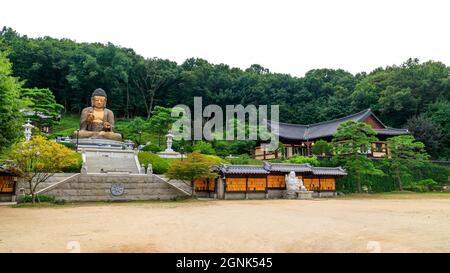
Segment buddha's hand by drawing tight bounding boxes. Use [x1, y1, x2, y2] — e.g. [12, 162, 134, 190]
[103, 121, 112, 131]
[87, 112, 95, 123]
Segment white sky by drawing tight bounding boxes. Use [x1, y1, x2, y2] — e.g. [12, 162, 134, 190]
[1, 0, 449, 77]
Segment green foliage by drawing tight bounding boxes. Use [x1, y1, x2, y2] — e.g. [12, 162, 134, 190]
[386, 135, 429, 191]
[20, 87, 63, 129]
[332, 121, 384, 192]
[0, 50, 23, 151]
[9, 135, 79, 203]
[148, 106, 178, 145]
[202, 154, 229, 165]
[1, 28, 450, 160]
[406, 115, 443, 158]
[192, 141, 216, 155]
[424, 99, 450, 159]
[47, 115, 79, 138]
[287, 155, 320, 166]
[166, 151, 218, 195]
[137, 152, 170, 174]
[123, 117, 149, 144]
[228, 154, 262, 165]
[141, 143, 162, 153]
[311, 140, 332, 156]
[59, 141, 76, 150]
[22, 194, 55, 203]
[61, 152, 82, 173]
[404, 179, 438, 192]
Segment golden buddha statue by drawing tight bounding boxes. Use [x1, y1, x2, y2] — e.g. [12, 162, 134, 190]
[74, 88, 122, 141]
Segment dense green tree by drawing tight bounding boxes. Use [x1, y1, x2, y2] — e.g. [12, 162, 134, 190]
[406, 115, 443, 158]
[21, 87, 64, 130]
[386, 135, 429, 191]
[332, 121, 384, 192]
[0, 51, 23, 151]
[1, 27, 449, 158]
[148, 106, 178, 145]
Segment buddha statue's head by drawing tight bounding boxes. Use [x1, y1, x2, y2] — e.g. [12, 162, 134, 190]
[91, 88, 107, 109]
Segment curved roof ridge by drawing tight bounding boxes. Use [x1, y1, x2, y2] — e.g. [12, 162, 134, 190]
[266, 108, 372, 128]
[307, 108, 372, 127]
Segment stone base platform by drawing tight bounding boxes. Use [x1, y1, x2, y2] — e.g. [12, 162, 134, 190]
[71, 138, 125, 150]
[297, 191, 314, 200]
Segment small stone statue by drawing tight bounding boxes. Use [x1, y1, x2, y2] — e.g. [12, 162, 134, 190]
[285, 171, 300, 191]
[146, 163, 153, 175]
[72, 88, 122, 141]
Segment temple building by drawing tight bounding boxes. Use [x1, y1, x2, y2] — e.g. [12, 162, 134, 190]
[253, 109, 409, 160]
[194, 162, 347, 199]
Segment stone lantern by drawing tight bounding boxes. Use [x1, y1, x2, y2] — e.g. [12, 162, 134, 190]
[22, 120, 34, 141]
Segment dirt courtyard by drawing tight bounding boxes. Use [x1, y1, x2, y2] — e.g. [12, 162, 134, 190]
[1, 195, 449, 253]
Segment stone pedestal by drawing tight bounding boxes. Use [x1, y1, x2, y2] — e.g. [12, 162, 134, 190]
[296, 191, 314, 200]
[157, 150, 183, 159]
[283, 189, 298, 199]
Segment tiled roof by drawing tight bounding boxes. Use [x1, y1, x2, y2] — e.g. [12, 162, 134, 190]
[266, 109, 408, 140]
[216, 165, 269, 174]
[216, 163, 347, 176]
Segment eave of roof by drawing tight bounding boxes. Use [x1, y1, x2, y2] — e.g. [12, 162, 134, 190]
[216, 163, 347, 176]
[267, 109, 408, 140]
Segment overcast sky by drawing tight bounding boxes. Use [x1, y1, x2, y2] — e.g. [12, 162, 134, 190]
[1, 0, 449, 77]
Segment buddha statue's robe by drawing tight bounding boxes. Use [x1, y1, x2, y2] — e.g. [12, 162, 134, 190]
[75, 106, 122, 141]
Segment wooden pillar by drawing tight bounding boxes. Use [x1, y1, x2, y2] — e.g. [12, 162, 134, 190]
[245, 175, 249, 200]
[223, 176, 227, 200]
[265, 175, 269, 199]
[318, 177, 321, 197]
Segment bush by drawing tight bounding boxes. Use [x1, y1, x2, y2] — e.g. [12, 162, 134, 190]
[228, 154, 262, 165]
[192, 141, 216, 155]
[405, 179, 439, 192]
[61, 152, 83, 173]
[59, 141, 76, 150]
[311, 140, 332, 156]
[141, 143, 162, 153]
[287, 155, 320, 166]
[202, 154, 229, 165]
[22, 194, 55, 203]
[138, 152, 170, 174]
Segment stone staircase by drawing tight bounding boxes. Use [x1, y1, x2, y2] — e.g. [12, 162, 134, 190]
[36, 173, 80, 195]
[82, 149, 141, 174]
[85, 156, 140, 173]
[153, 174, 192, 196]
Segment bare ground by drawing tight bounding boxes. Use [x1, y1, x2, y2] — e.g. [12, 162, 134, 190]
[1, 195, 449, 253]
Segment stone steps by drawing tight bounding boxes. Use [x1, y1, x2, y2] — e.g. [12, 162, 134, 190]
[85, 156, 140, 173]
[153, 174, 192, 196]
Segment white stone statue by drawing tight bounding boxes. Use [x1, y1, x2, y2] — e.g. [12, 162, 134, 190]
[285, 171, 308, 192]
[285, 171, 300, 191]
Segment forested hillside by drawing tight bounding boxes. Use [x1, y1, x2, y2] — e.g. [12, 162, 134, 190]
[1, 27, 449, 159]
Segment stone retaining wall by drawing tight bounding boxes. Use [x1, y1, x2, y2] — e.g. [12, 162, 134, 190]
[17, 173, 187, 202]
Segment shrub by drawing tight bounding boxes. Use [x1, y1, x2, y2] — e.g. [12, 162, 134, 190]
[404, 178, 439, 192]
[202, 154, 229, 165]
[22, 194, 55, 203]
[138, 152, 170, 174]
[61, 152, 83, 173]
[141, 143, 162, 153]
[59, 141, 77, 150]
[228, 154, 262, 165]
[287, 155, 320, 166]
[192, 141, 216, 155]
[311, 140, 332, 156]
